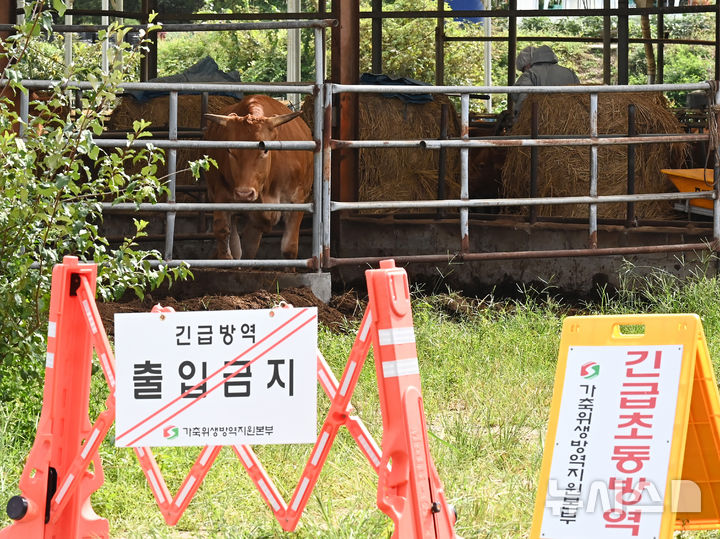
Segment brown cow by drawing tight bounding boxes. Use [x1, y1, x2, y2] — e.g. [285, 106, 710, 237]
[203, 94, 313, 260]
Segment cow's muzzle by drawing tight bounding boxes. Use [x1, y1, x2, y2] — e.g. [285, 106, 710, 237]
[233, 188, 258, 202]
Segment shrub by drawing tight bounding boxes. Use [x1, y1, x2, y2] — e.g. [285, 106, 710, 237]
[0, 2, 200, 405]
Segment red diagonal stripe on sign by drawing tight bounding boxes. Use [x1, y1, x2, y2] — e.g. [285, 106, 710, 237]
[116, 307, 312, 443]
[121, 309, 317, 446]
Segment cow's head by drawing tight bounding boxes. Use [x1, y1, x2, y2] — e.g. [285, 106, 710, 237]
[204, 110, 302, 202]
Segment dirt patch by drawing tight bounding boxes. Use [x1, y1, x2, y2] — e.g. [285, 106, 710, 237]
[97, 287, 364, 336]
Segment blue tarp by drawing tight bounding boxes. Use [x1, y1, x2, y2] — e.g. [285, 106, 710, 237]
[125, 56, 243, 103]
[447, 0, 485, 24]
[359, 73, 433, 104]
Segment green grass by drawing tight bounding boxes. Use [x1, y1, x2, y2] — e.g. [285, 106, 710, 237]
[5, 260, 720, 537]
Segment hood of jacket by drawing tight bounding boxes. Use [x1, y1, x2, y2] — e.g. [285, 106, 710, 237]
[516, 45, 559, 72]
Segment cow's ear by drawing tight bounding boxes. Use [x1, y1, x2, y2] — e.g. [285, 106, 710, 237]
[267, 111, 302, 129]
[204, 113, 232, 126]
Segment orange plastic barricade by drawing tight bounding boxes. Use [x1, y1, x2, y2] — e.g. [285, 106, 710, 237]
[0, 256, 114, 539]
[366, 259, 456, 538]
[2, 257, 456, 538]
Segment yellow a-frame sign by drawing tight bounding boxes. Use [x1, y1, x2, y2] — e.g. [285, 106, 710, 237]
[530, 314, 720, 539]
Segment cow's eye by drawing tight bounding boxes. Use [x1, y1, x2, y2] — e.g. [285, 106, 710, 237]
[261, 149, 269, 157]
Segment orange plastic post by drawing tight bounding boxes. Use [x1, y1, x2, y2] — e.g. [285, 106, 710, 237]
[1, 256, 108, 539]
[366, 259, 456, 539]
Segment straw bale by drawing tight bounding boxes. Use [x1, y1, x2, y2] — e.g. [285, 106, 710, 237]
[107, 94, 240, 196]
[501, 91, 688, 219]
[108, 94, 239, 131]
[302, 94, 462, 212]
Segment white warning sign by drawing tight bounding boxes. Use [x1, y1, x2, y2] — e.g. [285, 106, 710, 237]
[539, 345, 683, 538]
[114, 307, 318, 447]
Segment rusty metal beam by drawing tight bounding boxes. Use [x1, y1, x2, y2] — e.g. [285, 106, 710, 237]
[327, 242, 714, 268]
[331, 0, 359, 206]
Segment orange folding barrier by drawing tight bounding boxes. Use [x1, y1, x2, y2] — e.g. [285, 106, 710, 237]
[367, 259, 456, 538]
[1, 256, 456, 538]
[0, 257, 113, 539]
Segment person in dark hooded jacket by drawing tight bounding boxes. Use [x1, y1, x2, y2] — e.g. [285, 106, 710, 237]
[512, 45, 580, 119]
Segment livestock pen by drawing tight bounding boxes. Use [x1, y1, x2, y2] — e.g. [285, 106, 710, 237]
[10, 76, 719, 297]
[4, 10, 720, 297]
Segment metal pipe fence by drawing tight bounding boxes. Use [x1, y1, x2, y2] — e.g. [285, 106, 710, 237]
[11, 75, 718, 271]
[325, 80, 718, 268]
[11, 18, 330, 271]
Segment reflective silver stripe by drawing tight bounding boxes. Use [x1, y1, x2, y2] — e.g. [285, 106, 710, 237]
[311, 431, 329, 465]
[339, 361, 356, 396]
[54, 474, 74, 504]
[378, 327, 415, 346]
[235, 446, 254, 469]
[318, 369, 335, 398]
[175, 476, 196, 506]
[147, 469, 165, 503]
[259, 479, 280, 511]
[199, 447, 214, 466]
[48, 321, 56, 338]
[46, 352, 54, 368]
[100, 353, 115, 388]
[81, 428, 101, 459]
[82, 300, 98, 334]
[358, 435, 380, 468]
[359, 311, 372, 342]
[291, 477, 310, 511]
[382, 357, 420, 378]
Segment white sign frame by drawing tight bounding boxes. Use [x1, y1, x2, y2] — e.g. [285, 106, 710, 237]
[538, 344, 683, 539]
[114, 307, 318, 447]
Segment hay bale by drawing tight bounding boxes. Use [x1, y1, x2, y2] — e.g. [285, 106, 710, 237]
[108, 94, 239, 131]
[501, 92, 688, 219]
[303, 94, 462, 212]
[107, 94, 241, 194]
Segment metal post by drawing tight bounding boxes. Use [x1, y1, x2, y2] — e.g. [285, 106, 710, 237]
[64, 0, 73, 70]
[164, 91, 177, 261]
[18, 87, 28, 139]
[312, 26, 324, 272]
[530, 101, 539, 224]
[437, 103, 448, 211]
[626, 104, 636, 225]
[657, 4, 664, 83]
[716, 0, 720, 81]
[589, 93, 599, 248]
[371, 0, 382, 74]
[508, 0, 517, 86]
[460, 93, 469, 253]
[201, 92, 208, 129]
[618, 0, 629, 85]
[483, 4, 492, 111]
[603, 0, 612, 85]
[287, 0, 301, 109]
[322, 83, 333, 268]
[435, 0, 445, 86]
[102, 0, 109, 74]
[331, 0, 359, 206]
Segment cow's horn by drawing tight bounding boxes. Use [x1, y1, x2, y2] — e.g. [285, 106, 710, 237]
[204, 113, 233, 126]
[268, 111, 302, 129]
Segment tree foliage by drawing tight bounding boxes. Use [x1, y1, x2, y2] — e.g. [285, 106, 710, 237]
[156, 1, 319, 83]
[147, 1, 714, 113]
[0, 1, 199, 402]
